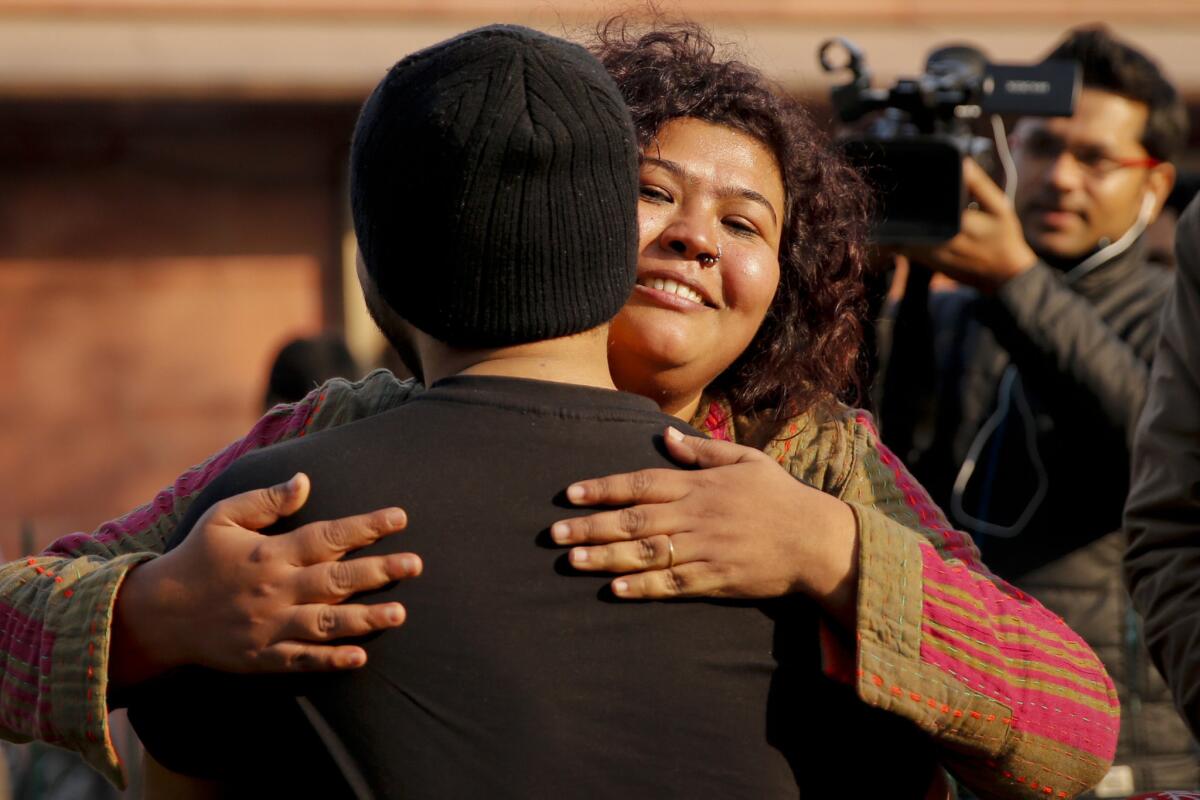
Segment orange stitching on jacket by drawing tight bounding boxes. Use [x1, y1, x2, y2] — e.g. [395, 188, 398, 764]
[861, 646, 1119, 743]
[862, 667, 1108, 774]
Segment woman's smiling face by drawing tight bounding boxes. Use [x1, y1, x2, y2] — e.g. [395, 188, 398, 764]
[608, 117, 785, 418]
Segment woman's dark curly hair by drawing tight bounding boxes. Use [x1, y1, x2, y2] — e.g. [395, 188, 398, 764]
[593, 19, 872, 421]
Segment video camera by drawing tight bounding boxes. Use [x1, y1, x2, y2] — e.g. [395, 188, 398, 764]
[819, 39, 1080, 244]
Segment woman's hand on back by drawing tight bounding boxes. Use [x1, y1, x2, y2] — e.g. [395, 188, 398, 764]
[550, 428, 859, 629]
[109, 473, 421, 689]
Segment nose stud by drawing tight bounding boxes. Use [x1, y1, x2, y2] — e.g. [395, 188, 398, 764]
[698, 246, 722, 268]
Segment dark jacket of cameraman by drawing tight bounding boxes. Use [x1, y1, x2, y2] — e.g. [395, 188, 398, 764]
[1125, 197, 1200, 748]
[881, 236, 1196, 794]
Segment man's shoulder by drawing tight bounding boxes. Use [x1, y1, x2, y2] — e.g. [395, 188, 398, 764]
[198, 436, 320, 514]
[230, 395, 416, 488]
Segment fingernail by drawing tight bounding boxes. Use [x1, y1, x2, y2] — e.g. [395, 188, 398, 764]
[400, 556, 419, 575]
[386, 509, 406, 528]
[613, 580, 629, 595]
[344, 651, 366, 668]
[666, 427, 685, 443]
[571, 548, 589, 564]
[566, 484, 586, 502]
[386, 605, 404, 624]
[550, 522, 571, 543]
[286, 473, 303, 491]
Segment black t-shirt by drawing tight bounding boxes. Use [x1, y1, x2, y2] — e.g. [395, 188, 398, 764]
[129, 376, 934, 798]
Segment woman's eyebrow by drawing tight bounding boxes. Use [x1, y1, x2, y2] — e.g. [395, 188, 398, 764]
[643, 156, 778, 226]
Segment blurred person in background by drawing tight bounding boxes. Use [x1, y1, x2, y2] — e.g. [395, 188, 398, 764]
[263, 333, 361, 412]
[2, 19, 1119, 800]
[1125, 197, 1200, 746]
[880, 25, 1193, 795]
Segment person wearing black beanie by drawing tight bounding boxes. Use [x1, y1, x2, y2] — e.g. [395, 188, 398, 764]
[351, 24, 639, 348]
[128, 25, 807, 799]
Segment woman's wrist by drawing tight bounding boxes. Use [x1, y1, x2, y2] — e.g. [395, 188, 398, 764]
[109, 556, 184, 691]
[795, 495, 860, 632]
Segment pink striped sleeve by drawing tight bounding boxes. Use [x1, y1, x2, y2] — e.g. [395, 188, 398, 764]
[1, 370, 415, 787]
[0, 386, 335, 787]
[841, 411, 1119, 800]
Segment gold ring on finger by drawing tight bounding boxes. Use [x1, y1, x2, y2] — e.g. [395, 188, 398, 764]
[666, 536, 676, 570]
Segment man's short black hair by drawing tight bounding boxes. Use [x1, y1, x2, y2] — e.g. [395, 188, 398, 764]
[1046, 25, 1189, 162]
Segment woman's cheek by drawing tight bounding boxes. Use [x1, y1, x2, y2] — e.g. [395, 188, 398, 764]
[723, 253, 780, 316]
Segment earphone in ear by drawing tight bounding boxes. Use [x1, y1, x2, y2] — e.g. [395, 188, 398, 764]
[1065, 189, 1159, 285]
[1137, 190, 1157, 226]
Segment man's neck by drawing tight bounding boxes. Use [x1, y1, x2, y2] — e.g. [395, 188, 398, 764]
[1035, 232, 1145, 281]
[1037, 248, 1091, 273]
[418, 328, 618, 391]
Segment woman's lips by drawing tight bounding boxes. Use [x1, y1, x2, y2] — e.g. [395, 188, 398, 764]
[640, 276, 705, 304]
[632, 281, 713, 312]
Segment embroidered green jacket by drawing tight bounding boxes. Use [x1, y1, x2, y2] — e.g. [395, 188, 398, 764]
[0, 371, 1119, 799]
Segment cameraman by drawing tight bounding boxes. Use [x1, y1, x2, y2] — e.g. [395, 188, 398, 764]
[881, 26, 1193, 794]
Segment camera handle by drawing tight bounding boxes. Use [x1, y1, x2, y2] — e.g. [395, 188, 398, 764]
[818, 38, 869, 85]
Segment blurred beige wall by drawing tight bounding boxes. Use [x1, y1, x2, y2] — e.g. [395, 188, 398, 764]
[1, 0, 1199, 99]
[0, 101, 347, 554]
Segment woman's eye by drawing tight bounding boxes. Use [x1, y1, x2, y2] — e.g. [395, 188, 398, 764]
[639, 185, 672, 203]
[724, 218, 758, 236]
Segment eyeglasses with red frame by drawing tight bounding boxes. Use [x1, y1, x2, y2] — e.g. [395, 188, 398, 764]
[1019, 130, 1162, 180]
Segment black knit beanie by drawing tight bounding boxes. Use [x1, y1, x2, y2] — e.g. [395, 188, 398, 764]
[351, 25, 639, 347]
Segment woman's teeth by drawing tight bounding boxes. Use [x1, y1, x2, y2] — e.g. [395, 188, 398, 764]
[641, 277, 705, 305]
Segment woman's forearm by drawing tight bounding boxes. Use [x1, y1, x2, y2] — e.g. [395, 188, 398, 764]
[0, 389, 335, 788]
[843, 412, 1118, 800]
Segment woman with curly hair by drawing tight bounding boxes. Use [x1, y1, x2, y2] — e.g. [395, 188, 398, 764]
[0, 20, 1116, 800]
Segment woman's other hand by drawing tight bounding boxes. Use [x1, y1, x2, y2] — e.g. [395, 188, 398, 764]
[550, 428, 859, 629]
[110, 473, 421, 688]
